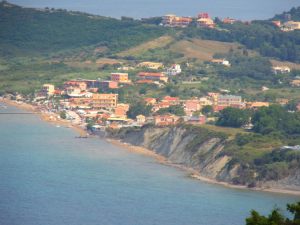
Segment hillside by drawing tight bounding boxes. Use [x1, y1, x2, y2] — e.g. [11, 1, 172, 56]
[0, 1, 166, 57]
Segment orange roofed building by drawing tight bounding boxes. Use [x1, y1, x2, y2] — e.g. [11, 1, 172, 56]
[138, 72, 168, 83]
[154, 114, 180, 126]
[144, 98, 157, 105]
[162, 96, 180, 105]
[111, 73, 131, 83]
[92, 93, 118, 109]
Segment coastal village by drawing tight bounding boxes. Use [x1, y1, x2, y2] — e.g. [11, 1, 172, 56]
[4, 57, 298, 135]
[2, 2, 300, 217]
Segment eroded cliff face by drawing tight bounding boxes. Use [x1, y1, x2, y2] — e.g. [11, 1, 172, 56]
[110, 126, 238, 182]
[108, 125, 300, 192]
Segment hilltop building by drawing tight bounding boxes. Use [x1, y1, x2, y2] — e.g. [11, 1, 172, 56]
[162, 14, 193, 27]
[197, 13, 215, 28]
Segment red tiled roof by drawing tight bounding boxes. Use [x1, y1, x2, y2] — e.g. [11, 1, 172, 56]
[138, 72, 164, 77]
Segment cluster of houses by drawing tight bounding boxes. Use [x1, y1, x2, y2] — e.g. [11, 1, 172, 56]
[37, 77, 299, 131]
[32, 58, 299, 131]
[161, 12, 237, 28]
[272, 20, 300, 32]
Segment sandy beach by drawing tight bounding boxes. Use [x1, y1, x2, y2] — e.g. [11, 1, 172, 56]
[2, 97, 300, 196]
[1, 98, 87, 136]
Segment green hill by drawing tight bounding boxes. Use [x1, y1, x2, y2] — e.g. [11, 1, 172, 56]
[0, 1, 166, 57]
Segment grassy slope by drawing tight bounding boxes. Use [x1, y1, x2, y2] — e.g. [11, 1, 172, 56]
[170, 39, 243, 61]
[117, 36, 174, 57]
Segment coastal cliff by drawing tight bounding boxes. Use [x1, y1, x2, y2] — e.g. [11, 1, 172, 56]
[108, 125, 300, 192]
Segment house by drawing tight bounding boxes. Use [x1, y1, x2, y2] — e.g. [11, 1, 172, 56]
[272, 20, 281, 27]
[223, 17, 236, 24]
[290, 79, 300, 87]
[216, 95, 243, 111]
[197, 13, 215, 28]
[144, 98, 157, 105]
[187, 115, 206, 125]
[199, 97, 213, 106]
[211, 59, 231, 67]
[138, 62, 164, 70]
[272, 66, 291, 74]
[92, 94, 118, 109]
[162, 15, 193, 27]
[184, 99, 201, 116]
[64, 80, 87, 91]
[99, 81, 119, 91]
[41, 84, 55, 96]
[138, 72, 168, 83]
[111, 73, 131, 83]
[207, 92, 220, 105]
[114, 104, 130, 117]
[166, 64, 182, 76]
[246, 102, 270, 110]
[66, 87, 92, 98]
[152, 101, 171, 112]
[162, 96, 180, 105]
[282, 21, 300, 31]
[276, 98, 289, 105]
[154, 114, 180, 126]
[136, 115, 146, 125]
[68, 98, 92, 109]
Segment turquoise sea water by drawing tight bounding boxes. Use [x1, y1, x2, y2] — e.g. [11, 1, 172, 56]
[0, 105, 299, 225]
[9, 0, 299, 20]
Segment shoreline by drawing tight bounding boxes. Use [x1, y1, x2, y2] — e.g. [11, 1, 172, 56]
[1, 98, 87, 136]
[106, 139, 300, 196]
[2, 98, 300, 196]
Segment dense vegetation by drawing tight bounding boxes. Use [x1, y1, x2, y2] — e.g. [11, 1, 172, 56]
[0, 1, 166, 57]
[217, 105, 300, 137]
[273, 6, 300, 21]
[218, 54, 274, 81]
[246, 202, 300, 225]
[216, 107, 250, 128]
[183, 18, 300, 62]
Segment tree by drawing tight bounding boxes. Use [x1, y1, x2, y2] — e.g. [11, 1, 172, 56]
[252, 105, 300, 135]
[156, 105, 186, 116]
[246, 202, 300, 225]
[216, 107, 251, 128]
[201, 105, 213, 115]
[127, 101, 152, 119]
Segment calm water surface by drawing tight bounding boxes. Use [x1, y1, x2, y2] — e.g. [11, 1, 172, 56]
[9, 0, 300, 20]
[0, 105, 299, 225]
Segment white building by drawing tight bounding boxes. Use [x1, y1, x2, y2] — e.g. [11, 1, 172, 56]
[272, 66, 291, 74]
[166, 64, 182, 76]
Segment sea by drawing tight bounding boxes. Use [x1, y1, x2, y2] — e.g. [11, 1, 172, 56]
[9, 0, 300, 20]
[0, 104, 299, 225]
